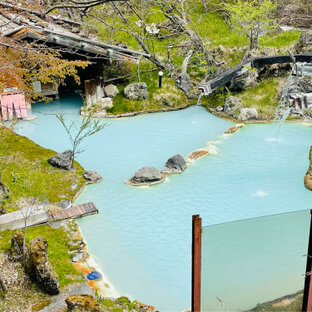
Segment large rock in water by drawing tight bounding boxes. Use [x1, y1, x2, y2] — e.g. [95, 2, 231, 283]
[48, 150, 73, 170]
[26, 236, 60, 295]
[124, 82, 148, 100]
[131, 167, 163, 184]
[83, 170, 103, 184]
[164, 154, 187, 173]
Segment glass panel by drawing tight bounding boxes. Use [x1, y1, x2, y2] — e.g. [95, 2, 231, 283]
[201, 210, 310, 311]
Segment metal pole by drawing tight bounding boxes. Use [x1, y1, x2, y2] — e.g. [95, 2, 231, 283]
[192, 214, 202, 312]
[158, 71, 163, 88]
[302, 210, 312, 312]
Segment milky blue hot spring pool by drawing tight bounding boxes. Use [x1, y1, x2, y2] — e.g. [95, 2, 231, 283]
[14, 95, 312, 311]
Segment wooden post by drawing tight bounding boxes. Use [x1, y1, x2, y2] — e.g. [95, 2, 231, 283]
[302, 210, 312, 312]
[192, 214, 202, 312]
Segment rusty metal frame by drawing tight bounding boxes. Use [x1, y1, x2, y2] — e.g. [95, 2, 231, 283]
[302, 210, 312, 312]
[192, 214, 202, 312]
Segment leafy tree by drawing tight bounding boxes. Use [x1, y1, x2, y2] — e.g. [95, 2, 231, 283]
[225, 0, 277, 50]
[0, 38, 90, 103]
[56, 112, 108, 167]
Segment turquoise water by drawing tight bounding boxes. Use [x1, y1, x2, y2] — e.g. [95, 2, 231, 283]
[202, 210, 310, 311]
[14, 95, 312, 311]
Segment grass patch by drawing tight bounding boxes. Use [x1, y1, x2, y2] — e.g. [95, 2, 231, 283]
[106, 72, 191, 115]
[0, 225, 83, 288]
[260, 30, 301, 49]
[201, 77, 284, 120]
[0, 126, 85, 213]
[235, 77, 284, 120]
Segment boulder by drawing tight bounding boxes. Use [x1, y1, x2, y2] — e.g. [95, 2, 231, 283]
[99, 97, 113, 109]
[131, 167, 163, 184]
[65, 295, 100, 312]
[304, 172, 312, 191]
[287, 76, 312, 94]
[162, 99, 174, 107]
[104, 84, 119, 98]
[237, 107, 258, 121]
[9, 231, 25, 261]
[48, 150, 73, 170]
[72, 252, 84, 263]
[295, 30, 312, 54]
[230, 69, 258, 91]
[124, 82, 148, 100]
[57, 199, 72, 209]
[83, 171, 103, 184]
[26, 236, 60, 295]
[223, 96, 242, 117]
[164, 154, 187, 173]
[305, 146, 312, 192]
[175, 72, 192, 93]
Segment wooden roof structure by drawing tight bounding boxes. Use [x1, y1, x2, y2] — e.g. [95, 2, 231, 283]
[0, 1, 149, 63]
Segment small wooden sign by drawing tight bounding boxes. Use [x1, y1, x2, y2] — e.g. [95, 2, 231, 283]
[3, 87, 18, 92]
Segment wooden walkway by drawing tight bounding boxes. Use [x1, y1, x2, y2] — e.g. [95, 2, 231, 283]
[49, 202, 98, 221]
[0, 202, 98, 231]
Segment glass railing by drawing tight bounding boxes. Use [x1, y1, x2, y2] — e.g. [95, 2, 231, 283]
[201, 210, 310, 311]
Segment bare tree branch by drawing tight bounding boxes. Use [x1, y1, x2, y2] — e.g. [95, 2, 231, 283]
[44, 0, 128, 16]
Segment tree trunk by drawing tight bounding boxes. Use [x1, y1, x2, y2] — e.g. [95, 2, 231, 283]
[202, 0, 208, 13]
[182, 50, 193, 73]
[250, 35, 259, 50]
[0, 275, 6, 295]
[164, 13, 214, 67]
[111, 3, 169, 70]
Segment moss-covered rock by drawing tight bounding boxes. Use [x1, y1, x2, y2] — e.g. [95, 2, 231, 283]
[65, 294, 100, 312]
[26, 236, 60, 295]
[9, 231, 25, 262]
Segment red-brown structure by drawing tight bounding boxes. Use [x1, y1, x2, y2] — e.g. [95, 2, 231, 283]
[192, 214, 202, 312]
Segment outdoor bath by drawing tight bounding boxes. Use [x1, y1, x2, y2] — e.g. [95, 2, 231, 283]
[14, 95, 312, 311]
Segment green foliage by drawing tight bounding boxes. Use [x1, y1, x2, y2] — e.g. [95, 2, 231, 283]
[260, 30, 301, 49]
[96, 294, 140, 312]
[225, 0, 277, 49]
[0, 126, 85, 213]
[56, 113, 108, 164]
